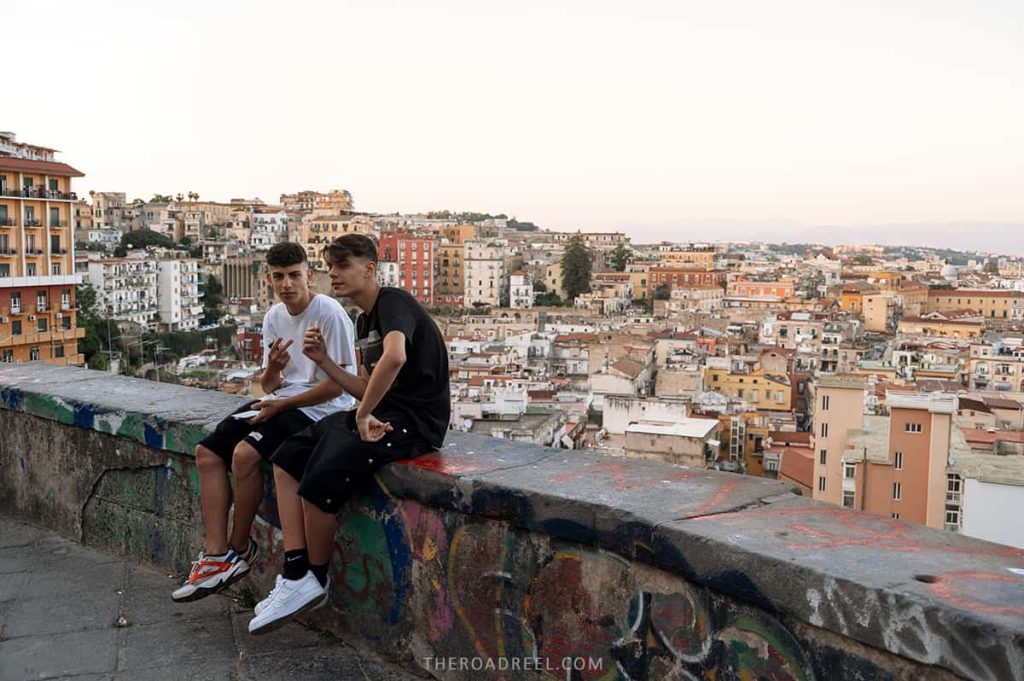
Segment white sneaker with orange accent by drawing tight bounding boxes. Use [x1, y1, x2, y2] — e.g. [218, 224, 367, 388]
[171, 549, 251, 603]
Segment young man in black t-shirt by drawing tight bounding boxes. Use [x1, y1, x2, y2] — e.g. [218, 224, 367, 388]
[247, 234, 450, 635]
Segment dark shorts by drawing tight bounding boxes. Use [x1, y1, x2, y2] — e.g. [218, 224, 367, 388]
[199, 401, 315, 464]
[270, 410, 434, 513]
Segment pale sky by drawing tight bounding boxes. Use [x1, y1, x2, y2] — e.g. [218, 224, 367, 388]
[6, 0, 1024, 248]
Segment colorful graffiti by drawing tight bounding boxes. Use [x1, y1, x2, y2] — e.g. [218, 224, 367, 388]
[268, 479, 896, 681]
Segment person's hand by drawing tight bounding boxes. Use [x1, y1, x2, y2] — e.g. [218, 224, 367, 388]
[302, 327, 327, 366]
[356, 413, 393, 442]
[266, 338, 293, 375]
[248, 399, 283, 424]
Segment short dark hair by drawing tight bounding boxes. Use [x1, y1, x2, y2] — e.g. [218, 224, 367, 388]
[266, 242, 308, 268]
[324, 234, 378, 266]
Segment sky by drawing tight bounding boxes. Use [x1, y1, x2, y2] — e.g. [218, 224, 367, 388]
[5, 0, 1024, 249]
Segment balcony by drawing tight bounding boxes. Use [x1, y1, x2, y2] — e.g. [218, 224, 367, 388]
[0, 218, 13, 227]
[25, 247, 44, 256]
[0, 247, 15, 256]
[49, 221, 67, 229]
[0, 187, 78, 201]
[24, 219, 42, 227]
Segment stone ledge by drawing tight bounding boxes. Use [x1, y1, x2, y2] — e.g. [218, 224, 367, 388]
[2, 362, 1023, 681]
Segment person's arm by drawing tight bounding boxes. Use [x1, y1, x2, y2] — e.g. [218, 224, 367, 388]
[355, 331, 407, 441]
[314, 357, 368, 399]
[249, 379, 344, 423]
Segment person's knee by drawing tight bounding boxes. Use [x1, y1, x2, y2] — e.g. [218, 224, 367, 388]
[232, 442, 262, 477]
[195, 445, 225, 474]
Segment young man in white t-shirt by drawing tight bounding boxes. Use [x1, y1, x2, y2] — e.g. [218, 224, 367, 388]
[172, 242, 357, 602]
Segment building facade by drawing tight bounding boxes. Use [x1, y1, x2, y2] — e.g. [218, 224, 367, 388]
[0, 131, 86, 365]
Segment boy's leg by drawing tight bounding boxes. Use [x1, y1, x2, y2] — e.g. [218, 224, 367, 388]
[274, 463, 307, 552]
[196, 444, 231, 555]
[228, 441, 263, 553]
[301, 498, 336, 571]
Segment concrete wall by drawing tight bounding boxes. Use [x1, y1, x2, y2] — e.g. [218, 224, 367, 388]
[2, 363, 1024, 681]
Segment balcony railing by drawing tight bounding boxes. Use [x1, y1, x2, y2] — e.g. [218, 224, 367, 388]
[0, 219, 13, 227]
[0, 248, 17, 256]
[25, 247, 44, 255]
[0, 188, 78, 201]
[49, 221, 67, 229]
[24, 219, 42, 227]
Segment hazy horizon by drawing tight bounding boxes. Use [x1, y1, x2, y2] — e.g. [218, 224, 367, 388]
[5, 0, 1023, 251]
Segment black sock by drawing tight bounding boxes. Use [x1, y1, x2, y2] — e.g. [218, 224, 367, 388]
[283, 549, 309, 581]
[310, 562, 329, 587]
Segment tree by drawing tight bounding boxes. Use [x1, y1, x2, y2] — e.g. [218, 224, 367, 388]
[561, 236, 592, 301]
[120, 229, 175, 251]
[609, 242, 631, 272]
[202, 274, 225, 325]
[654, 283, 671, 300]
[150, 194, 174, 203]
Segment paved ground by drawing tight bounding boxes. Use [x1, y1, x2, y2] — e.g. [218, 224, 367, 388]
[0, 516, 425, 681]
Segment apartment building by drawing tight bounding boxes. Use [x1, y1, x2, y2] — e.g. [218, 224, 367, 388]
[280, 189, 352, 213]
[969, 341, 1024, 393]
[90, 192, 129, 229]
[646, 268, 725, 298]
[845, 392, 958, 530]
[301, 214, 372, 270]
[157, 259, 203, 331]
[250, 209, 288, 251]
[0, 131, 85, 365]
[926, 289, 1024, 320]
[703, 365, 792, 412]
[464, 239, 505, 308]
[658, 246, 715, 271]
[509, 271, 535, 309]
[727, 278, 795, 299]
[378, 231, 434, 306]
[85, 257, 160, 328]
[810, 376, 866, 506]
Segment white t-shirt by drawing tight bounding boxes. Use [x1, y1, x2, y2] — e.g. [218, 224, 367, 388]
[261, 293, 357, 421]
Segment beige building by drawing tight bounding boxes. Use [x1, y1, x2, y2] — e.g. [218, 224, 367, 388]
[927, 289, 1024, 321]
[863, 292, 898, 333]
[280, 189, 352, 213]
[623, 419, 719, 467]
[811, 376, 866, 507]
[464, 239, 504, 308]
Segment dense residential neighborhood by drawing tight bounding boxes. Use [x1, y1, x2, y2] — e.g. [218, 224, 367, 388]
[3, 129, 1024, 550]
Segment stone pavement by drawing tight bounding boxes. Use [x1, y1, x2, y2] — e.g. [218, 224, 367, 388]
[0, 517, 425, 681]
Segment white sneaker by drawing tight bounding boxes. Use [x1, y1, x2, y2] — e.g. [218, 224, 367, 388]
[254, 574, 284, 616]
[247, 571, 326, 635]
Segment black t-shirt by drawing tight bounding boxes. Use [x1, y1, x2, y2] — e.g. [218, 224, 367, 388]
[355, 287, 450, 449]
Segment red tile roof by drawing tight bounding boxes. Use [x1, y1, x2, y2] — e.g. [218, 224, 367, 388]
[0, 157, 84, 177]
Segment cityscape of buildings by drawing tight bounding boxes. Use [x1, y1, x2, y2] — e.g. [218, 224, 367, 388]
[4, 130, 1024, 551]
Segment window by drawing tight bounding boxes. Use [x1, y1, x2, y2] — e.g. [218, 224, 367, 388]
[819, 449, 827, 465]
[29, 347, 39, 361]
[844, 463, 855, 479]
[818, 476, 826, 492]
[905, 423, 922, 433]
[0, 263, 8, 278]
[893, 482, 902, 501]
[37, 317, 47, 332]
[776, 391, 785, 403]
[26, 263, 35, 276]
[53, 344, 64, 359]
[843, 491, 854, 508]
[892, 512, 900, 520]
[820, 422, 829, 437]
[894, 451, 903, 470]
[822, 395, 830, 410]
[750, 389, 759, 401]
[62, 316, 71, 330]
[945, 510, 960, 526]
[12, 320, 21, 335]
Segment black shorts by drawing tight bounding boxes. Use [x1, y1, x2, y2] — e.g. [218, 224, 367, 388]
[270, 410, 434, 513]
[198, 401, 315, 464]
